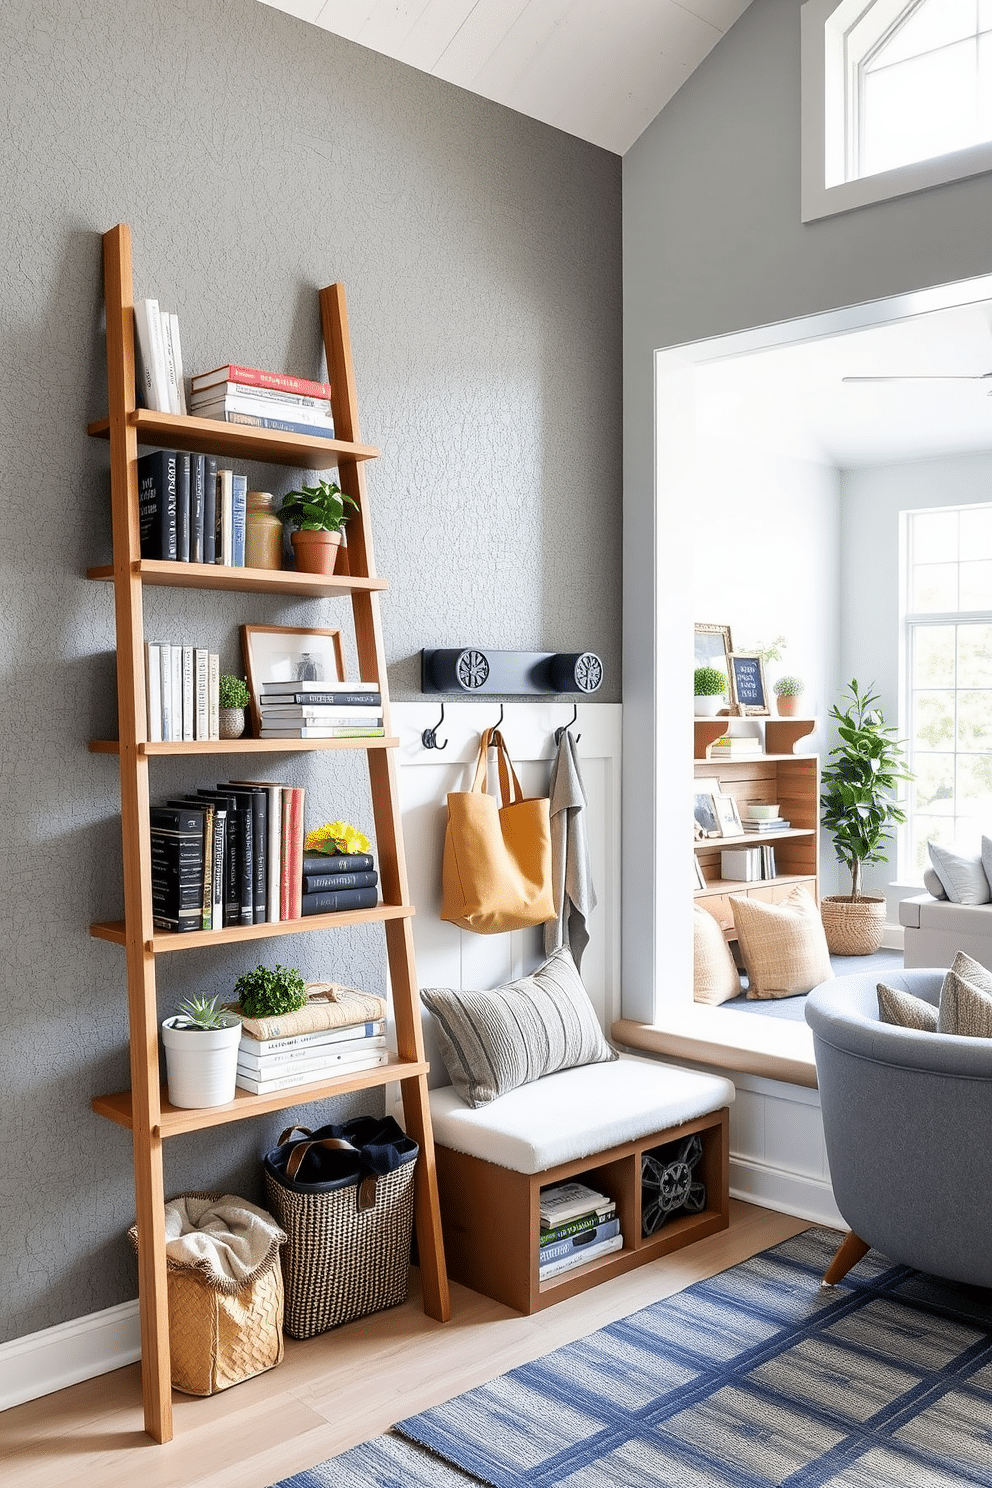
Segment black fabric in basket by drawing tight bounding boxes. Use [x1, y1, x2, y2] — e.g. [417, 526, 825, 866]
[263, 1116, 419, 1340]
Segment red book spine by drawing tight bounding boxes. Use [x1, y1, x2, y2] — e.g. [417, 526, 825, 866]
[280, 787, 305, 920]
[200, 364, 333, 400]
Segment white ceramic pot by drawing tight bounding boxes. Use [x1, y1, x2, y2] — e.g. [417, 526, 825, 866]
[693, 694, 724, 717]
[161, 1016, 242, 1108]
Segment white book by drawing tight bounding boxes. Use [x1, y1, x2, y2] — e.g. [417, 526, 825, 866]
[237, 1035, 386, 1074]
[181, 645, 195, 742]
[159, 642, 174, 741]
[260, 678, 379, 693]
[194, 648, 210, 740]
[171, 645, 183, 742]
[539, 1180, 611, 1227]
[190, 392, 334, 427]
[169, 312, 187, 414]
[238, 1019, 386, 1057]
[208, 652, 219, 740]
[160, 311, 180, 415]
[145, 642, 162, 742]
[538, 1233, 623, 1281]
[192, 382, 331, 411]
[258, 726, 385, 738]
[234, 1048, 388, 1094]
[133, 298, 170, 411]
[217, 469, 233, 566]
[258, 711, 383, 726]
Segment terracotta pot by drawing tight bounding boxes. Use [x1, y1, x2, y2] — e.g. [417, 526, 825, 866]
[820, 895, 886, 956]
[290, 528, 342, 576]
[776, 694, 801, 716]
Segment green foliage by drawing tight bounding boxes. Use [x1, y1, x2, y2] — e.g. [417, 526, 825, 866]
[751, 635, 787, 664]
[172, 994, 231, 1032]
[234, 963, 307, 1019]
[694, 665, 727, 697]
[218, 674, 250, 709]
[773, 675, 804, 697]
[820, 679, 913, 901]
[276, 479, 358, 533]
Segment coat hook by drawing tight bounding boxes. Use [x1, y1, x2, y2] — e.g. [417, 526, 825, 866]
[493, 703, 504, 731]
[555, 702, 580, 746]
[421, 702, 448, 750]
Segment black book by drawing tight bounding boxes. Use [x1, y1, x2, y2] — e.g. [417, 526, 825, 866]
[197, 790, 243, 925]
[300, 885, 379, 916]
[149, 805, 204, 932]
[190, 454, 205, 564]
[175, 450, 191, 562]
[301, 852, 375, 876]
[223, 785, 267, 924]
[137, 449, 178, 561]
[202, 455, 217, 564]
[302, 869, 378, 894]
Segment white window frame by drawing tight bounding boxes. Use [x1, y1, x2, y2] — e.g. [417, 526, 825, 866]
[801, 0, 992, 221]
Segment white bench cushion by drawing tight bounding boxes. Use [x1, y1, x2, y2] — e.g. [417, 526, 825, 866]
[427, 1055, 734, 1174]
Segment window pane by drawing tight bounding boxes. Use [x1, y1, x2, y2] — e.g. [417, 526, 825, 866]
[913, 625, 956, 684]
[960, 505, 992, 559]
[957, 625, 992, 686]
[981, 0, 992, 32]
[912, 562, 958, 611]
[956, 753, 992, 815]
[863, 43, 984, 176]
[911, 752, 956, 811]
[913, 690, 955, 750]
[960, 559, 992, 609]
[912, 509, 958, 563]
[870, 0, 977, 70]
[956, 689, 992, 747]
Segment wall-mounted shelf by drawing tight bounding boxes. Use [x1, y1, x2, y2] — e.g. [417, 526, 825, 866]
[422, 648, 603, 695]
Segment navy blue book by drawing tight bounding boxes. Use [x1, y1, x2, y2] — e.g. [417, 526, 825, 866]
[202, 455, 217, 564]
[231, 473, 247, 567]
[300, 885, 379, 916]
[302, 869, 378, 894]
[176, 451, 191, 562]
[301, 852, 374, 876]
[137, 449, 178, 560]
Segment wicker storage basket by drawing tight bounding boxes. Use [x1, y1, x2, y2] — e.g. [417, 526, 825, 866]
[263, 1117, 418, 1341]
[129, 1192, 285, 1397]
[820, 895, 887, 957]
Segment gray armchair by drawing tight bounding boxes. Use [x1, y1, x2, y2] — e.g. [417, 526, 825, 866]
[805, 969, 992, 1288]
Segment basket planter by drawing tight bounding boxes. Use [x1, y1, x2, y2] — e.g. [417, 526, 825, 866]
[820, 895, 886, 957]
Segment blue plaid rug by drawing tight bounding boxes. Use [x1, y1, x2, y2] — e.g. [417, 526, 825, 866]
[272, 1227, 992, 1487]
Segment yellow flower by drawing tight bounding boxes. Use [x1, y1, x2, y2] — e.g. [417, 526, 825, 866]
[305, 820, 371, 856]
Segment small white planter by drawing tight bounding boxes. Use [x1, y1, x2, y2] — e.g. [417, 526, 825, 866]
[693, 694, 725, 717]
[161, 1016, 242, 1108]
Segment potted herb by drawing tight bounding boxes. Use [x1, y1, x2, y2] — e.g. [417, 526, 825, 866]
[277, 479, 358, 576]
[820, 679, 912, 955]
[218, 674, 250, 739]
[772, 675, 805, 716]
[234, 963, 308, 1019]
[693, 665, 727, 717]
[160, 995, 242, 1109]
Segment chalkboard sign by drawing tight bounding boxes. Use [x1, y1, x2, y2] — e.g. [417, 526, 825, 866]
[728, 653, 769, 716]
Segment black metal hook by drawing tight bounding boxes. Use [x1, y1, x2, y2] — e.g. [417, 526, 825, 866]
[493, 703, 504, 731]
[421, 702, 448, 750]
[555, 702, 580, 746]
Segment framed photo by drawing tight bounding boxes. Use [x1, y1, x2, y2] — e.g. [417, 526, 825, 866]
[692, 854, 706, 890]
[241, 624, 345, 734]
[713, 792, 744, 837]
[728, 652, 769, 716]
[693, 789, 721, 838]
[695, 623, 734, 677]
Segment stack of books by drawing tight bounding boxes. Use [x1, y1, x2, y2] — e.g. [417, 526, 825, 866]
[144, 639, 219, 742]
[707, 734, 763, 758]
[301, 850, 379, 917]
[742, 815, 790, 832]
[232, 984, 389, 1095]
[134, 298, 186, 415]
[257, 678, 384, 740]
[538, 1181, 622, 1281]
[190, 363, 336, 440]
[138, 448, 247, 565]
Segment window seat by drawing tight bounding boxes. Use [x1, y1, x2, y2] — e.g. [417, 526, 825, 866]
[613, 1006, 817, 1089]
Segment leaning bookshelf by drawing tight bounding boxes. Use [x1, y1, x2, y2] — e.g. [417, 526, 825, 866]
[87, 224, 449, 1443]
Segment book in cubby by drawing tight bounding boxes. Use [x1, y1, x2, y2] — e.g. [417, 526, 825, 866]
[538, 1180, 623, 1280]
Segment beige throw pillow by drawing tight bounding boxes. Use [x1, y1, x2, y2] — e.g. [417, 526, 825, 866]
[732, 886, 833, 1001]
[937, 950, 992, 1038]
[877, 983, 939, 1032]
[693, 905, 741, 1006]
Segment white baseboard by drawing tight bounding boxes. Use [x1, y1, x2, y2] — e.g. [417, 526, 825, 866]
[0, 1299, 140, 1413]
[730, 1155, 844, 1229]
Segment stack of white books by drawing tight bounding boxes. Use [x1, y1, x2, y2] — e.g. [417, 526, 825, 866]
[235, 1018, 388, 1095]
[257, 678, 385, 739]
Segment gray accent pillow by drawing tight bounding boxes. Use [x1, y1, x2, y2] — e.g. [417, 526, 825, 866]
[938, 950, 992, 1038]
[922, 866, 947, 900]
[420, 947, 617, 1108]
[877, 982, 938, 1032]
[927, 841, 990, 905]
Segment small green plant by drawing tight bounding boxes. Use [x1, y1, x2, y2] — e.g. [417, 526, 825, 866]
[773, 675, 804, 697]
[234, 964, 308, 1019]
[172, 994, 232, 1031]
[218, 674, 250, 709]
[694, 666, 727, 697]
[276, 479, 358, 533]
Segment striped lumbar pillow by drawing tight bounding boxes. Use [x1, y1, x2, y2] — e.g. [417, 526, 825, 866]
[421, 947, 616, 1108]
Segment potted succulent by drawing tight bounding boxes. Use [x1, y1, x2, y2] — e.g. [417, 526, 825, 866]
[693, 665, 728, 717]
[218, 674, 250, 739]
[234, 963, 308, 1019]
[276, 478, 358, 576]
[819, 678, 912, 955]
[772, 675, 805, 716]
[161, 994, 242, 1109]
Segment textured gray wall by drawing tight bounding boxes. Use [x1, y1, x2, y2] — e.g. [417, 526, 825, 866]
[0, 0, 620, 1341]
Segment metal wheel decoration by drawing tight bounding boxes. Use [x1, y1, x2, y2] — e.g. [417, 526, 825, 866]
[575, 652, 603, 693]
[641, 1133, 706, 1236]
[455, 650, 490, 690]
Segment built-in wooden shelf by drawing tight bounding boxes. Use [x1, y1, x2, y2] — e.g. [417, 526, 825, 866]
[90, 901, 415, 952]
[88, 408, 379, 467]
[91, 1054, 429, 1136]
[89, 736, 398, 755]
[86, 558, 388, 596]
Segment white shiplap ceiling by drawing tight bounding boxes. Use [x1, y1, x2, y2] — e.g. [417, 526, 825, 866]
[258, 0, 755, 154]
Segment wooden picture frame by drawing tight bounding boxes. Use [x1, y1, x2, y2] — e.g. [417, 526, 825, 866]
[728, 652, 769, 716]
[240, 624, 345, 735]
[713, 792, 744, 837]
[695, 623, 734, 678]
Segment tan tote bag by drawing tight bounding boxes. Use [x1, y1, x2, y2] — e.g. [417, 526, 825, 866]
[441, 727, 554, 934]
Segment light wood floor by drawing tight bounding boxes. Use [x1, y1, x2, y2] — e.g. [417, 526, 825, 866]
[0, 1201, 811, 1488]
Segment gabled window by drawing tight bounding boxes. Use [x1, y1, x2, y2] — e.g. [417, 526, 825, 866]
[802, 0, 992, 219]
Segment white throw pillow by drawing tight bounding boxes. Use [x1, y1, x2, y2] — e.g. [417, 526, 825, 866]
[922, 866, 947, 901]
[927, 841, 991, 906]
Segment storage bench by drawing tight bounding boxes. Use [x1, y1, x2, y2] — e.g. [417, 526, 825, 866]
[428, 1056, 734, 1314]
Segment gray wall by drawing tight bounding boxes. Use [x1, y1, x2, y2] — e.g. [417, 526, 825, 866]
[621, 0, 992, 1015]
[0, 0, 620, 1342]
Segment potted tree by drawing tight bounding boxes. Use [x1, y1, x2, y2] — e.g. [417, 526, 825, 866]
[820, 678, 912, 955]
[277, 479, 358, 576]
[161, 995, 242, 1109]
[693, 665, 727, 717]
[772, 675, 805, 716]
[218, 674, 250, 738]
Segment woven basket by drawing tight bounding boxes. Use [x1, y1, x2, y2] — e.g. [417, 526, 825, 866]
[264, 1122, 418, 1341]
[820, 895, 886, 957]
